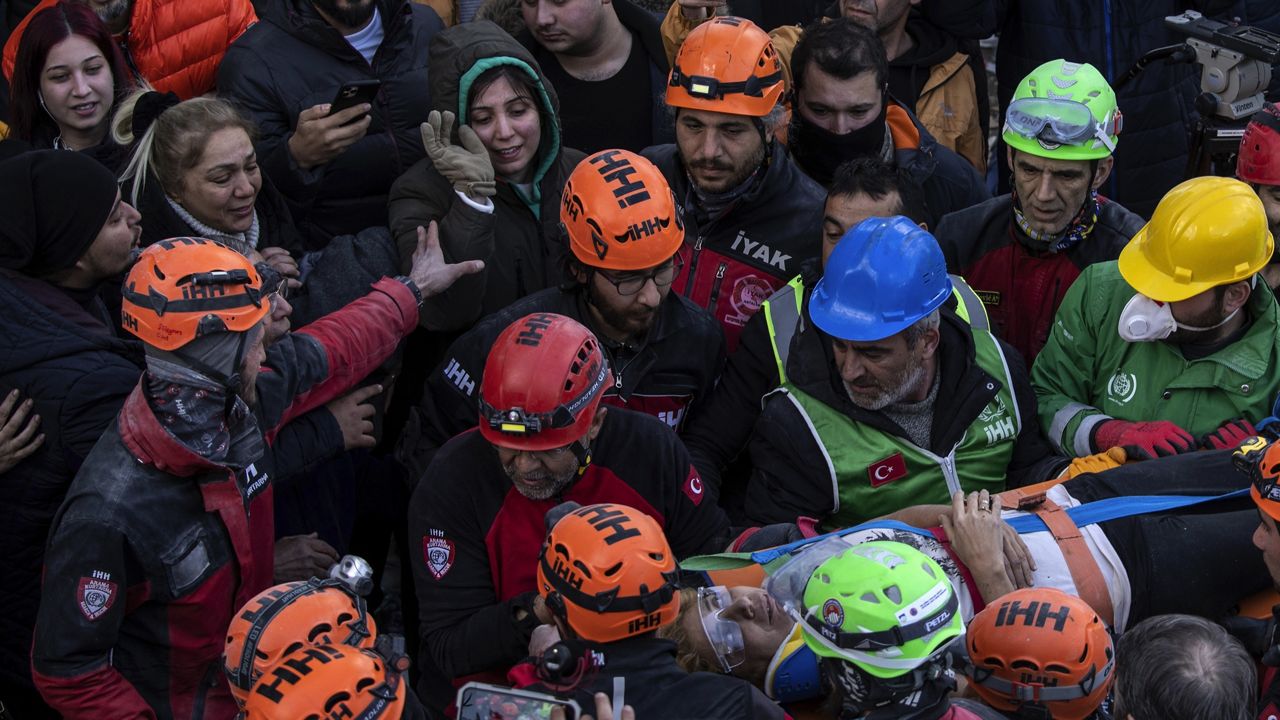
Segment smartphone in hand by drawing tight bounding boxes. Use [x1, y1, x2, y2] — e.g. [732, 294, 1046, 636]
[456, 682, 581, 720]
[329, 79, 382, 123]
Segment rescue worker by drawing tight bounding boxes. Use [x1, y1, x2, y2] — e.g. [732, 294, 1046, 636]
[774, 540, 1005, 719]
[743, 216, 1064, 528]
[646, 15, 825, 351]
[936, 59, 1144, 364]
[964, 587, 1115, 720]
[1032, 176, 1280, 459]
[1236, 102, 1280, 291]
[680, 157, 986, 510]
[1234, 436, 1280, 720]
[30, 230, 478, 718]
[407, 313, 731, 710]
[520, 502, 785, 719]
[403, 149, 724, 477]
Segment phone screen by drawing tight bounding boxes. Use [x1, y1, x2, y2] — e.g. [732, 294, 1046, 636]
[456, 683, 579, 720]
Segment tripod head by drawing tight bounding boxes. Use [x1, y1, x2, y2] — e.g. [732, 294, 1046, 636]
[1166, 11, 1280, 120]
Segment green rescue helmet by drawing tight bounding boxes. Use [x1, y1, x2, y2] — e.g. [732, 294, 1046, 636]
[1003, 59, 1121, 161]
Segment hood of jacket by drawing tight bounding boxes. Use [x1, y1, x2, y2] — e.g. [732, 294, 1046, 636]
[895, 15, 960, 71]
[428, 20, 563, 205]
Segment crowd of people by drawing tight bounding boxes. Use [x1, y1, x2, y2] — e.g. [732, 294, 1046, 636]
[2, 0, 1280, 718]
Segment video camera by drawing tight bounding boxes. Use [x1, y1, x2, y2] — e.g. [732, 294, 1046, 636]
[1165, 11, 1280, 120]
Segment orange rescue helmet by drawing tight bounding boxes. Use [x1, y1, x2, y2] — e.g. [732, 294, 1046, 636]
[666, 16, 784, 118]
[561, 149, 684, 271]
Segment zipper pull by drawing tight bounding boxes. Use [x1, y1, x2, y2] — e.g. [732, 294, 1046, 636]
[715, 264, 726, 279]
[615, 371, 623, 390]
[693, 235, 704, 251]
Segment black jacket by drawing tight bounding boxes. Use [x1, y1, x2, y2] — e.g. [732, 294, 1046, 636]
[882, 102, 990, 229]
[402, 285, 725, 480]
[520, 0, 674, 151]
[0, 272, 144, 693]
[217, 0, 443, 241]
[523, 637, 786, 720]
[744, 310, 1066, 526]
[642, 141, 824, 352]
[387, 21, 584, 332]
[408, 410, 730, 710]
[935, 193, 1143, 364]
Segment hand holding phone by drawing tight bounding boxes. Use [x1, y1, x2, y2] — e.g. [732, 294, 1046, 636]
[456, 682, 581, 720]
[329, 79, 382, 121]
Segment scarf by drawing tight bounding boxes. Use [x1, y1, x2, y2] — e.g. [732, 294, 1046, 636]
[1011, 188, 1100, 254]
[788, 108, 893, 187]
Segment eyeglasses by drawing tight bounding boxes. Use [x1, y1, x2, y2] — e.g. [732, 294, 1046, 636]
[697, 586, 747, 673]
[1005, 97, 1120, 152]
[596, 256, 683, 297]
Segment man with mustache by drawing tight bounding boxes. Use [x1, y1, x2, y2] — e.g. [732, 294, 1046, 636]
[643, 16, 824, 352]
[664, 0, 991, 175]
[407, 311, 731, 711]
[400, 149, 724, 478]
[218, 0, 444, 240]
[742, 215, 1066, 529]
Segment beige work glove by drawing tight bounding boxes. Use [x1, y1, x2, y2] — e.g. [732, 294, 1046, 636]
[420, 110, 496, 200]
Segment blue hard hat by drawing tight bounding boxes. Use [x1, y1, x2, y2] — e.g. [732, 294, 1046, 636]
[810, 216, 952, 342]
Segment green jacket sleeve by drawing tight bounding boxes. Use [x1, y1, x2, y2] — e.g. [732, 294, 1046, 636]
[1031, 265, 1111, 458]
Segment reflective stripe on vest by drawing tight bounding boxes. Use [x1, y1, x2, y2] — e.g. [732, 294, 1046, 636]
[762, 274, 989, 386]
[767, 328, 1020, 528]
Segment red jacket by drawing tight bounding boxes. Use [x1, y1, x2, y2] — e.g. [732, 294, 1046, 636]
[30, 279, 417, 719]
[3, 0, 256, 99]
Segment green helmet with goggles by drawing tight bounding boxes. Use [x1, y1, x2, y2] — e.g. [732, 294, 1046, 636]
[1004, 59, 1121, 161]
[796, 541, 962, 679]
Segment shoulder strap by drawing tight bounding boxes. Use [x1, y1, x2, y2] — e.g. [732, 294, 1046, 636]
[949, 274, 989, 331]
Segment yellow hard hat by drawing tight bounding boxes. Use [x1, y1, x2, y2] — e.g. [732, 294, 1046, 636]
[1118, 177, 1274, 302]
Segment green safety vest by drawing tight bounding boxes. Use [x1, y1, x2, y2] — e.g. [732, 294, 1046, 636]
[762, 274, 989, 385]
[768, 326, 1019, 528]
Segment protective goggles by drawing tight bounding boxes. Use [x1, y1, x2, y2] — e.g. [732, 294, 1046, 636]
[697, 586, 747, 673]
[1005, 98, 1120, 153]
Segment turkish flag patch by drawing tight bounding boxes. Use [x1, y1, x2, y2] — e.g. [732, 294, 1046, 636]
[682, 466, 705, 506]
[867, 453, 908, 487]
[423, 530, 455, 580]
[77, 574, 117, 621]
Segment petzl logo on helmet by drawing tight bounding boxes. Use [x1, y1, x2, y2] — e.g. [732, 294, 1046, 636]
[423, 529, 455, 580]
[1107, 371, 1138, 405]
[77, 571, 117, 621]
[822, 598, 844, 627]
[867, 453, 908, 487]
[590, 150, 651, 209]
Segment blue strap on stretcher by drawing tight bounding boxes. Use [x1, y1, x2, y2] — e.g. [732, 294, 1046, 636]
[1004, 488, 1249, 533]
[746, 489, 1249, 567]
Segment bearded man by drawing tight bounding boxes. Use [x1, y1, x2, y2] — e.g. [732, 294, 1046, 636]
[742, 216, 1065, 529]
[218, 0, 443, 239]
[406, 312, 730, 710]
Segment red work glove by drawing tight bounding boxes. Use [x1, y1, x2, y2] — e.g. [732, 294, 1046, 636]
[1201, 418, 1258, 450]
[1092, 419, 1195, 460]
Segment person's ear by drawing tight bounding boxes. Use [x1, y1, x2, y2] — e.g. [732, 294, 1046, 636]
[587, 406, 607, 443]
[1091, 156, 1115, 191]
[1224, 279, 1252, 315]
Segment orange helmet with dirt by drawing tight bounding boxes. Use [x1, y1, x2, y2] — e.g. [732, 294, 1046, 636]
[536, 503, 680, 643]
[121, 237, 271, 350]
[242, 644, 407, 720]
[561, 149, 684, 271]
[666, 16, 784, 118]
[966, 588, 1114, 720]
[223, 578, 377, 707]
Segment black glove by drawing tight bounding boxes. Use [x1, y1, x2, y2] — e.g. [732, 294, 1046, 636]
[731, 523, 805, 552]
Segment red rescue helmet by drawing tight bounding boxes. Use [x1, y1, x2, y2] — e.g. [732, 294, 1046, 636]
[966, 588, 1114, 720]
[479, 313, 612, 451]
[1238, 103, 1280, 187]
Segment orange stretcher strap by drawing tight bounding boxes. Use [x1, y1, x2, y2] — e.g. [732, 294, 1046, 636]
[997, 487, 1115, 627]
